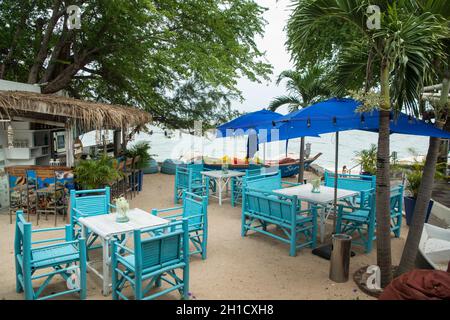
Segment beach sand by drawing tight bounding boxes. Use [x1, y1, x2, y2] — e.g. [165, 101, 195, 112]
[0, 172, 409, 300]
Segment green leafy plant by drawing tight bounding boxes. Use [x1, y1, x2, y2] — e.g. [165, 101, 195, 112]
[74, 155, 122, 189]
[354, 144, 377, 175]
[124, 141, 152, 169]
[405, 160, 445, 199]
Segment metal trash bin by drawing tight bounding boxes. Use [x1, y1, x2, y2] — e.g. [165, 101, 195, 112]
[329, 234, 352, 283]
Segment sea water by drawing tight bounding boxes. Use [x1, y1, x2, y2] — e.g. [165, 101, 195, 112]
[79, 126, 429, 172]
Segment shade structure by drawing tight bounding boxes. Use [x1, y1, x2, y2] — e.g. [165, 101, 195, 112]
[274, 97, 450, 139]
[273, 97, 450, 255]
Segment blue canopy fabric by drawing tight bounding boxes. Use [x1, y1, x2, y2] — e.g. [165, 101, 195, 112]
[274, 98, 450, 139]
[216, 109, 283, 137]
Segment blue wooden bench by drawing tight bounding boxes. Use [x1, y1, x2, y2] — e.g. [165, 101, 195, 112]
[153, 191, 208, 259]
[324, 172, 376, 207]
[241, 187, 317, 256]
[15, 210, 87, 300]
[111, 219, 190, 300]
[335, 185, 404, 253]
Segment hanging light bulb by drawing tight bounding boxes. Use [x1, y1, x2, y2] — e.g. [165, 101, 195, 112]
[360, 114, 365, 124]
[307, 118, 311, 128]
[7, 123, 14, 149]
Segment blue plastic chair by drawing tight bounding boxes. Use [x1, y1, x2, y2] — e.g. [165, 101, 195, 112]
[241, 187, 317, 256]
[14, 210, 87, 300]
[111, 219, 190, 300]
[153, 191, 208, 259]
[335, 185, 404, 253]
[174, 164, 210, 204]
[70, 187, 116, 253]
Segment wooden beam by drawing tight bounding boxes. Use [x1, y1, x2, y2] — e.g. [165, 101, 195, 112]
[11, 116, 65, 127]
[423, 84, 443, 92]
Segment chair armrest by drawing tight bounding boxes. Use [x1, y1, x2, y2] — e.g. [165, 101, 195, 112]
[109, 203, 117, 209]
[31, 239, 81, 254]
[282, 181, 301, 187]
[115, 242, 135, 255]
[72, 207, 87, 217]
[152, 206, 183, 215]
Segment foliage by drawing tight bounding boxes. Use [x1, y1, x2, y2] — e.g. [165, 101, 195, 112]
[268, 66, 331, 112]
[124, 141, 151, 169]
[404, 159, 445, 198]
[74, 155, 122, 189]
[0, 0, 271, 130]
[354, 144, 377, 175]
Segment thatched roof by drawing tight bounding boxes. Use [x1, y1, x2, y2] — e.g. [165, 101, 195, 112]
[0, 90, 151, 130]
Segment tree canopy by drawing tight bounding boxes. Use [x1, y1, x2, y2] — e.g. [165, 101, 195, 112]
[0, 0, 272, 129]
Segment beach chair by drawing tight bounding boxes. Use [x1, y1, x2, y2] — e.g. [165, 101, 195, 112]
[111, 219, 190, 300]
[324, 171, 376, 207]
[241, 187, 317, 256]
[174, 164, 210, 204]
[70, 187, 115, 254]
[335, 185, 404, 253]
[153, 191, 208, 259]
[14, 210, 87, 300]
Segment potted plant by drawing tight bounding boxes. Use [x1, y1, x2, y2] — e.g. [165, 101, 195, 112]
[354, 144, 377, 179]
[74, 155, 122, 190]
[404, 160, 444, 226]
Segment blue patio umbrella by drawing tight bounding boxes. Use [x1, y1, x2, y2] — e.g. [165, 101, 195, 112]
[273, 97, 450, 242]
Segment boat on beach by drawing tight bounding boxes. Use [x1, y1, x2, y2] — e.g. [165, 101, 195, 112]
[419, 223, 450, 271]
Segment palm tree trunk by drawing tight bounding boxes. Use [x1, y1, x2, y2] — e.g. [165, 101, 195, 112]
[397, 76, 449, 275]
[376, 61, 393, 288]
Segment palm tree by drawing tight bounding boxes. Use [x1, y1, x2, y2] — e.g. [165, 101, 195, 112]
[287, 0, 447, 287]
[398, 1, 450, 275]
[269, 66, 330, 182]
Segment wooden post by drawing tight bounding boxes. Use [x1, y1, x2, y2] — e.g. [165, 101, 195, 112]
[121, 125, 127, 152]
[298, 137, 305, 183]
[113, 129, 121, 156]
[65, 119, 75, 167]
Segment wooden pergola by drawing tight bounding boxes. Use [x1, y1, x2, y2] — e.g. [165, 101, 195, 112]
[0, 90, 152, 166]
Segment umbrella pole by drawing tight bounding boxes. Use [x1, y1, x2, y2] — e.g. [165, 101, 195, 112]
[298, 137, 305, 183]
[263, 142, 266, 165]
[332, 131, 339, 233]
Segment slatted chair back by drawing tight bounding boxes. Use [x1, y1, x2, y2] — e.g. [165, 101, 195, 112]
[324, 171, 375, 191]
[15, 211, 32, 264]
[187, 163, 204, 180]
[134, 219, 188, 271]
[182, 191, 208, 230]
[175, 166, 192, 189]
[70, 187, 111, 224]
[245, 171, 282, 191]
[244, 187, 296, 224]
[389, 184, 404, 213]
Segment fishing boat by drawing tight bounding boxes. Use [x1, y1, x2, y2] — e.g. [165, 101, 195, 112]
[419, 223, 450, 271]
[265, 153, 323, 177]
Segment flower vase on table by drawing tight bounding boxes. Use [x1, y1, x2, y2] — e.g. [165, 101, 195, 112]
[222, 162, 229, 174]
[311, 178, 321, 193]
[115, 197, 130, 223]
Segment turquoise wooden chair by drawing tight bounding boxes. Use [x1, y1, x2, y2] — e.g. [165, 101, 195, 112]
[174, 165, 210, 204]
[231, 170, 300, 207]
[14, 210, 87, 300]
[111, 219, 190, 300]
[70, 187, 116, 254]
[241, 187, 317, 256]
[153, 191, 208, 259]
[324, 172, 376, 207]
[335, 185, 404, 253]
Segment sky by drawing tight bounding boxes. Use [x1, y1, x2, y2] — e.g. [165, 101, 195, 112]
[232, 0, 294, 115]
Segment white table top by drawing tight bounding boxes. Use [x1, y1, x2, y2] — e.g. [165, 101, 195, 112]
[273, 183, 359, 205]
[78, 208, 169, 239]
[201, 170, 245, 179]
